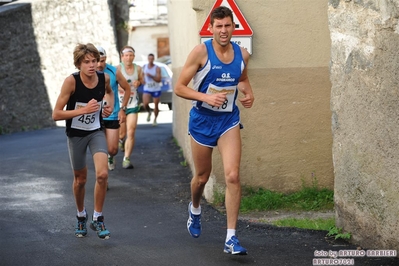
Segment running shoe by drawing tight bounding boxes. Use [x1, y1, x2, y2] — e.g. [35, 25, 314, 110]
[146, 111, 151, 122]
[224, 236, 248, 255]
[108, 155, 115, 171]
[187, 202, 201, 238]
[122, 158, 134, 169]
[90, 216, 110, 240]
[152, 120, 157, 127]
[75, 213, 88, 238]
[118, 139, 125, 152]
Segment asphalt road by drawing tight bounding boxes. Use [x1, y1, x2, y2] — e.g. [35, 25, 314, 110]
[1, 113, 398, 266]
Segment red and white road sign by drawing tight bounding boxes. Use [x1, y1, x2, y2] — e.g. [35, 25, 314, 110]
[199, 0, 254, 54]
[199, 0, 253, 37]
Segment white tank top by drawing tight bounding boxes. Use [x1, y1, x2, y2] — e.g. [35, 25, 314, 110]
[143, 64, 161, 92]
[118, 63, 139, 109]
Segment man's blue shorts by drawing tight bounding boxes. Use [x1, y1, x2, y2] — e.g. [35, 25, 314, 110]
[188, 107, 241, 148]
[143, 90, 161, 98]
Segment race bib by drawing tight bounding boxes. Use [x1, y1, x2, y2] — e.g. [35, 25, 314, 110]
[144, 81, 160, 92]
[71, 101, 102, 131]
[201, 84, 236, 112]
[119, 88, 139, 109]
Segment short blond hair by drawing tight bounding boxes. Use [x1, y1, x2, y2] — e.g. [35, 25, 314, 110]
[73, 43, 100, 69]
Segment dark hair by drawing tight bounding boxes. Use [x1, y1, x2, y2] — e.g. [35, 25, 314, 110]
[210, 6, 234, 25]
[148, 53, 155, 57]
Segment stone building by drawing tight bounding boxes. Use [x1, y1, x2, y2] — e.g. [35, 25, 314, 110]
[329, 0, 399, 251]
[128, 0, 170, 61]
[0, 0, 129, 131]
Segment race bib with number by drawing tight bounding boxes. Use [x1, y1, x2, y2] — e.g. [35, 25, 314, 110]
[71, 101, 102, 131]
[201, 84, 236, 112]
[119, 88, 139, 109]
[144, 81, 160, 92]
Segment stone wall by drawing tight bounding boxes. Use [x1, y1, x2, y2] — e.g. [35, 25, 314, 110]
[0, 0, 128, 133]
[329, 0, 399, 249]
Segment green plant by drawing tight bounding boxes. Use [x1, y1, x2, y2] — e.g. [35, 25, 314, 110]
[273, 217, 335, 231]
[116, 21, 130, 31]
[173, 139, 188, 167]
[212, 189, 225, 206]
[327, 226, 351, 240]
[239, 175, 334, 213]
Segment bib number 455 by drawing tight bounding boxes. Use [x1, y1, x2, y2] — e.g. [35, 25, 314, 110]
[78, 114, 96, 124]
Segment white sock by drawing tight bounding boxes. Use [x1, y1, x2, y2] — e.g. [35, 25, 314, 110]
[226, 229, 236, 242]
[124, 157, 129, 161]
[93, 211, 102, 220]
[77, 209, 86, 218]
[190, 204, 201, 215]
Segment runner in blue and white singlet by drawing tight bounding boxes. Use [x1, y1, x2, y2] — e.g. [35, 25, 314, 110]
[174, 6, 255, 255]
[192, 39, 244, 115]
[142, 53, 162, 126]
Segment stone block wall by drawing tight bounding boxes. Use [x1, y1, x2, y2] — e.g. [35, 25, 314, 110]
[0, 0, 129, 133]
[0, 3, 54, 133]
[329, 0, 399, 249]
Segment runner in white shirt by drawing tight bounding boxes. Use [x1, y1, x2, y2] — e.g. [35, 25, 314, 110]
[117, 46, 144, 169]
[143, 53, 162, 126]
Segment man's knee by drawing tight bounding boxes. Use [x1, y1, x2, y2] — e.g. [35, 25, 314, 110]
[74, 172, 87, 187]
[127, 127, 136, 138]
[108, 146, 118, 156]
[96, 170, 108, 184]
[194, 171, 211, 186]
[225, 169, 240, 185]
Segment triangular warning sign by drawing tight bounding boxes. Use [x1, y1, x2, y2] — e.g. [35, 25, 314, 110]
[199, 0, 253, 37]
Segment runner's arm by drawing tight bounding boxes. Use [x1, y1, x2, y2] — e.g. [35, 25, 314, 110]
[103, 74, 114, 117]
[153, 66, 161, 83]
[237, 48, 254, 109]
[175, 44, 227, 108]
[138, 66, 145, 85]
[52, 75, 100, 121]
[116, 68, 131, 108]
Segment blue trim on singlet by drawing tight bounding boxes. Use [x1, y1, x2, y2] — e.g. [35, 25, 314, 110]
[192, 40, 244, 116]
[103, 63, 120, 121]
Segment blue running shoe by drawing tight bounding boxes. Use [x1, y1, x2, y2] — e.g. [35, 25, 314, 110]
[75, 214, 88, 238]
[187, 202, 201, 238]
[224, 236, 248, 255]
[90, 216, 110, 240]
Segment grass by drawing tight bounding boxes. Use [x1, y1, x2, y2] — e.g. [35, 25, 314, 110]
[239, 185, 334, 213]
[327, 226, 351, 240]
[273, 217, 335, 231]
[173, 138, 188, 167]
[211, 176, 338, 232]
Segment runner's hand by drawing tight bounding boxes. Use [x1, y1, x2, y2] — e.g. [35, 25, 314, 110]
[85, 99, 100, 114]
[206, 93, 227, 108]
[102, 103, 113, 118]
[133, 80, 140, 87]
[118, 109, 126, 124]
[239, 93, 254, 108]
